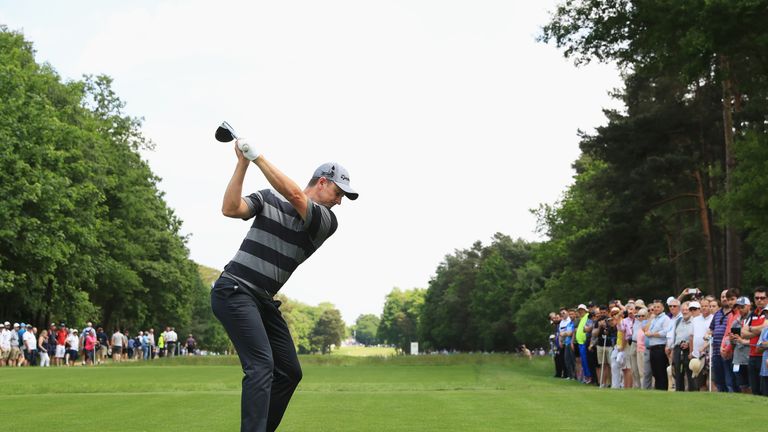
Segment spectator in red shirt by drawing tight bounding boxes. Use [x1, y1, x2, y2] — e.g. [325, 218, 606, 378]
[741, 286, 768, 395]
[55, 324, 68, 367]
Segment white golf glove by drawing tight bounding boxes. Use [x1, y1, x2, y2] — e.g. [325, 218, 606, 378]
[236, 138, 260, 161]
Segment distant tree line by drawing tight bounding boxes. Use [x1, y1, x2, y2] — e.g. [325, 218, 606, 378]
[363, 1, 768, 353]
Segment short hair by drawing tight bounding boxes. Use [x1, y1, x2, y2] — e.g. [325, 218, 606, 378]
[754, 286, 767, 296]
[726, 288, 740, 299]
[307, 177, 321, 187]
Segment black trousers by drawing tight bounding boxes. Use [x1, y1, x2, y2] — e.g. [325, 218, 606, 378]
[554, 349, 565, 378]
[672, 346, 694, 391]
[211, 277, 302, 432]
[563, 344, 576, 379]
[748, 356, 762, 396]
[587, 347, 598, 385]
[649, 345, 669, 390]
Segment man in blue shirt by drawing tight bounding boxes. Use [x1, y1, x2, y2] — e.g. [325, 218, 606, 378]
[645, 300, 672, 390]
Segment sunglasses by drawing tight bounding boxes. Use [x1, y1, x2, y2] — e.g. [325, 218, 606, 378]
[755, 296, 767, 300]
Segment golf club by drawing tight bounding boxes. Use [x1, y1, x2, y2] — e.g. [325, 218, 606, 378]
[215, 121, 238, 142]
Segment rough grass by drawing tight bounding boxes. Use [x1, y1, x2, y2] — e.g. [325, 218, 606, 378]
[0, 354, 764, 431]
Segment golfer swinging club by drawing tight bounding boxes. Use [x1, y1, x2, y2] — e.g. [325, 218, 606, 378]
[211, 131, 358, 432]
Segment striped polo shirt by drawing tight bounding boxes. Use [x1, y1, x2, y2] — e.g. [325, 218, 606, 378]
[709, 308, 730, 356]
[223, 189, 337, 296]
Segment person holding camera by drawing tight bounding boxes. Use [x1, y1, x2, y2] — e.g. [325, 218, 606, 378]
[595, 306, 617, 387]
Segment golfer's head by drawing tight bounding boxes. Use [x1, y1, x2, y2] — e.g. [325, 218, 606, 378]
[308, 162, 358, 208]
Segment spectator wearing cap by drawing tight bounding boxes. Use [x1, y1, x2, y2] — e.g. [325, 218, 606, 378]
[65, 329, 80, 366]
[22, 324, 38, 366]
[665, 298, 682, 357]
[645, 299, 672, 390]
[671, 302, 695, 391]
[575, 304, 593, 384]
[55, 323, 68, 367]
[729, 297, 752, 392]
[0, 322, 10, 367]
[689, 301, 709, 389]
[9, 323, 21, 367]
[741, 286, 768, 396]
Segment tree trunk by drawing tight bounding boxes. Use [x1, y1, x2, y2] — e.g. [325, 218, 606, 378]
[694, 170, 716, 295]
[719, 54, 742, 289]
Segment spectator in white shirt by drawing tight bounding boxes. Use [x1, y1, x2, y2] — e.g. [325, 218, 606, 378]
[65, 330, 80, 366]
[0, 322, 11, 367]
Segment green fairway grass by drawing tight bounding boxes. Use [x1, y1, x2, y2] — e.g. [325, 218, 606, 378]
[1, 355, 765, 431]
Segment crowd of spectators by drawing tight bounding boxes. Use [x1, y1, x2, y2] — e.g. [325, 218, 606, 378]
[548, 286, 768, 396]
[0, 321, 199, 367]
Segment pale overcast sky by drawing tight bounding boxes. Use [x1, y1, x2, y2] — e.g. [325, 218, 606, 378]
[1, 1, 622, 324]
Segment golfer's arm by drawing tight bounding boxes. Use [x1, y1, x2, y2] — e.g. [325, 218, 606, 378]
[222, 160, 252, 219]
[253, 156, 309, 220]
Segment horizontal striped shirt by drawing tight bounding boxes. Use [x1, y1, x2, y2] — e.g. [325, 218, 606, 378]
[709, 308, 730, 356]
[224, 189, 337, 296]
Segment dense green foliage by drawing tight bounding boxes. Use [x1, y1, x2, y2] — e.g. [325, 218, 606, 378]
[378, 287, 425, 353]
[1, 355, 763, 431]
[352, 313, 380, 345]
[309, 308, 346, 354]
[0, 27, 206, 337]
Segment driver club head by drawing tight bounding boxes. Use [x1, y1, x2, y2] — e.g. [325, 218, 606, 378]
[215, 121, 238, 142]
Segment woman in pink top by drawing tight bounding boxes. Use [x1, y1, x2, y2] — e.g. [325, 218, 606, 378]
[84, 330, 97, 366]
[635, 308, 648, 387]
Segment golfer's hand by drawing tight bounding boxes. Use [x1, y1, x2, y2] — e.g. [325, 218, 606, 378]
[236, 138, 260, 161]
